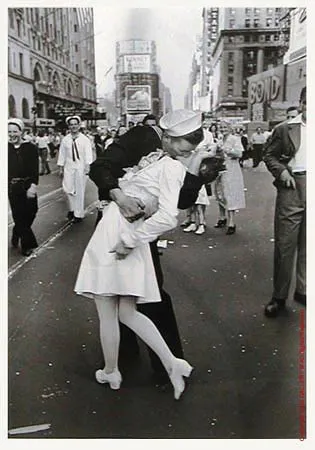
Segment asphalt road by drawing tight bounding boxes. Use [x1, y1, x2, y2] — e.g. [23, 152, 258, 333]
[7, 161, 306, 440]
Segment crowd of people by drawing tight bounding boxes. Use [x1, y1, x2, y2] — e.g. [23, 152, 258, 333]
[8, 87, 306, 400]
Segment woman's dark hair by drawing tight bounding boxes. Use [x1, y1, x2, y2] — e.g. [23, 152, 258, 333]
[199, 156, 226, 183]
[181, 127, 204, 146]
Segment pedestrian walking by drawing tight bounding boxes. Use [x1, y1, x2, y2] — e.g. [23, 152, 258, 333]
[8, 118, 39, 256]
[213, 122, 246, 235]
[57, 115, 93, 223]
[88, 110, 210, 384]
[182, 128, 215, 235]
[263, 86, 306, 317]
[238, 128, 249, 167]
[36, 129, 51, 175]
[250, 127, 267, 168]
[74, 110, 212, 399]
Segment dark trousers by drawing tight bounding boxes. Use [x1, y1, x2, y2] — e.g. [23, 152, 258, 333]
[252, 144, 264, 167]
[95, 209, 184, 375]
[273, 174, 306, 299]
[9, 193, 38, 252]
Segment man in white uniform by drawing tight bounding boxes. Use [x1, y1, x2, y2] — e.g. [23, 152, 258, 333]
[57, 115, 93, 223]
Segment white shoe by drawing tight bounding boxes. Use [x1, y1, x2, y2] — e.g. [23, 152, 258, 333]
[95, 369, 122, 390]
[168, 358, 193, 400]
[195, 224, 205, 235]
[183, 223, 197, 232]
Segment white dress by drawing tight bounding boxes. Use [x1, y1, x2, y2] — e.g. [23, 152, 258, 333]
[214, 135, 246, 211]
[74, 152, 186, 304]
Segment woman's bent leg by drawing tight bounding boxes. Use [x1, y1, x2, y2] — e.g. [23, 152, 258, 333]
[119, 297, 193, 399]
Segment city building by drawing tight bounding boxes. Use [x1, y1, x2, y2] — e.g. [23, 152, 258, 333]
[8, 7, 97, 131]
[210, 7, 288, 122]
[115, 39, 171, 124]
[247, 7, 306, 127]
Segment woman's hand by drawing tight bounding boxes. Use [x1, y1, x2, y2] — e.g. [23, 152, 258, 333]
[109, 241, 133, 260]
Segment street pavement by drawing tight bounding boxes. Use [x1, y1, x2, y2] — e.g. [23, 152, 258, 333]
[7, 161, 306, 439]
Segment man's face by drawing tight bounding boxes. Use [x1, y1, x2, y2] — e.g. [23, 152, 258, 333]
[287, 109, 299, 120]
[162, 133, 196, 159]
[8, 124, 22, 144]
[300, 95, 306, 121]
[68, 120, 80, 133]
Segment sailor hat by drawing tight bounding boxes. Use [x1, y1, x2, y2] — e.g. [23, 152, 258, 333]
[159, 109, 202, 137]
[65, 115, 82, 126]
[8, 118, 25, 131]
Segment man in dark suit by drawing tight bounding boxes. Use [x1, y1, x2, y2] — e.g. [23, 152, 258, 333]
[89, 115, 207, 381]
[263, 86, 306, 317]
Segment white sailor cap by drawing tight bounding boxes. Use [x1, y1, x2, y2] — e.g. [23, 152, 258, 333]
[159, 109, 202, 137]
[65, 115, 82, 126]
[8, 118, 25, 131]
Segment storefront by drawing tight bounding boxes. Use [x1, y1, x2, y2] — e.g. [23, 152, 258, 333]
[247, 65, 286, 126]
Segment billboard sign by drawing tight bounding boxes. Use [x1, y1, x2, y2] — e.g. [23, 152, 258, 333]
[125, 85, 151, 111]
[119, 40, 152, 55]
[122, 54, 151, 73]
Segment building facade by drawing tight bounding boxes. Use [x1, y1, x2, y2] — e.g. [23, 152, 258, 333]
[210, 7, 288, 121]
[115, 39, 171, 124]
[8, 7, 97, 130]
[247, 7, 306, 126]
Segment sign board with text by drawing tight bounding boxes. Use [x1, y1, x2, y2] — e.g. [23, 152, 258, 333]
[121, 54, 151, 73]
[118, 40, 153, 55]
[125, 85, 151, 111]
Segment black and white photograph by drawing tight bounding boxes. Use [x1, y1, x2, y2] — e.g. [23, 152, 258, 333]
[3, 0, 312, 445]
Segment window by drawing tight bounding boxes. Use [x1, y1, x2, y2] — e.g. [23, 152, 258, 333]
[244, 34, 250, 43]
[254, 19, 259, 28]
[247, 50, 255, 59]
[265, 34, 271, 42]
[75, 44, 78, 52]
[38, 38, 41, 51]
[245, 18, 250, 28]
[275, 18, 279, 26]
[228, 64, 234, 73]
[245, 8, 251, 15]
[229, 19, 235, 28]
[229, 36, 235, 43]
[9, 9, 14, 28]
[266, 18, 272, 27]
[228, 51, 234, 61]
[229, 8, 235, 15]
[267, 8, 273, 15]
[274, 34, 279, 41]
[9, 95, 16, 117]
[19, 53, 24, 76]
[228, 76, 233, 84]
[75, 63, 79, 72]
[254, 8, 260, 15]
[17, 19, 22, 37]
[22, 98, 30, 119]
[74, 24, 78, 32]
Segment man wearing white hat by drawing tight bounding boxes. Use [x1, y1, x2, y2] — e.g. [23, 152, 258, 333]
[89, 109, 209, 383]
[57, 116, 93, 222]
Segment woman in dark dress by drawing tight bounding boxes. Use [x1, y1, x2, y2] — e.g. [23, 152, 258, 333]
[8, 118, 39, 256]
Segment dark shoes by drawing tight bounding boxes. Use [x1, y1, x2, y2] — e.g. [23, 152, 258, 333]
[264, 298, 286, 318]
[73, 217, 83, 223]
[67, 211, 74, 221]
[226, 225, 236, 235]
[21, 248, 33, 257]
[294, 292, 306, 307]
[214, 218, 227, 228]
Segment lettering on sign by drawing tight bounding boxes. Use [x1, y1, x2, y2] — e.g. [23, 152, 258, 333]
[249, 76, 281, 104]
